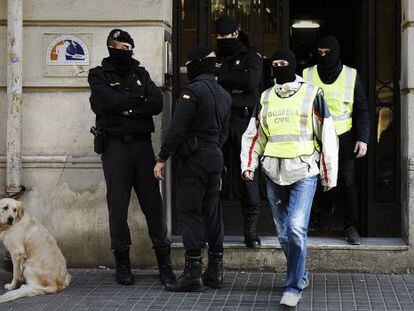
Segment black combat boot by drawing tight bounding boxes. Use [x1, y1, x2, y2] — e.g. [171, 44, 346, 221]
[155, 246, 176, 287]
[345, 226, 362, 245]
[165, 254, 204, 292]
[113, 247, 135, 285]
[203, 252, 224, 289]
[244, 215, 261, 249]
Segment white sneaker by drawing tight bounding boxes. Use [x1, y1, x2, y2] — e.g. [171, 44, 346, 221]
[280, 291, 302, 307]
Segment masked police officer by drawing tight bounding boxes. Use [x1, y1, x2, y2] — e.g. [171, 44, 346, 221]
[303, 35, 370, 245]
[154, 45, 232, 292]
[215, 16, 263, 248]
[88, 29, 175, 286]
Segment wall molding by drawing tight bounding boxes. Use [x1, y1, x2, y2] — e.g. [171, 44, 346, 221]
[401, 88, 414, 95]
[409, 158, 414, 171]
[402, 21, 414, 31]
[0, 86, 90, 92]
[0, 19, 171, 29]
[0, 86, 171, 92]
[0, 155, 102, 169]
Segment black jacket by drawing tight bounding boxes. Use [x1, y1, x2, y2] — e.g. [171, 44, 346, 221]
[158, 74, 232, 161]
[216, 44, 262, 109]
[351, 74, 370, 144]
[88, 58, 163, 136]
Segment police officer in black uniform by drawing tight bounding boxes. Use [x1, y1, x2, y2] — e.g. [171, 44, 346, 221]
[215, 16, 263, 248]
[154, 45, 232, 292]
[88, 29, 175, 287]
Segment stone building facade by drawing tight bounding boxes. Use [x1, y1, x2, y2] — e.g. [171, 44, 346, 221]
[0, 0, 413, 272]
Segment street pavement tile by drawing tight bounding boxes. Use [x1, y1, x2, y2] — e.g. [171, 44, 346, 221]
[0, 270, 410, 310]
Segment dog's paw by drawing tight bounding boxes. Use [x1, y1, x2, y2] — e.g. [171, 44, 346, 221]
[4, 282, 16, 290]
[0, 294, 9, 304]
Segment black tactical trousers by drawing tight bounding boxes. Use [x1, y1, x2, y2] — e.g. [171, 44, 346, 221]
[326, 132, 359, 228]
[176, 147, 224, 253]
[338, 133, 359, 228]
[223, 112, 261, 217]
[102, 138, 170, 250]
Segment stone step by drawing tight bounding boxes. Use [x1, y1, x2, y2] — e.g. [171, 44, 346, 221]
[171, 236, 409, 251]
[170, 237, 411, 273]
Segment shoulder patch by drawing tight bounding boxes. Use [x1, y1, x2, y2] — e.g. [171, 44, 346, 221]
[182, 94, 191, 100]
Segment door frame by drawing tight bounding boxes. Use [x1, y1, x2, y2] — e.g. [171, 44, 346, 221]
[172, 0, 290, 100]
[170, 0, 402, 238]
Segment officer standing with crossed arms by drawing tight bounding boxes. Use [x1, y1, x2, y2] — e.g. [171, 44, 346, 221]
[88, 29, 175, 287]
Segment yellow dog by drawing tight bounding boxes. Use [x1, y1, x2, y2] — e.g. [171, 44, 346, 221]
[0, 198, 70, 303]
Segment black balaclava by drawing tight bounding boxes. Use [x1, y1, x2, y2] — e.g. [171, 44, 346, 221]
[186, 45, 216, 81]
[215, 16, 241, 57]
[108, 48, 133, 65]
[317, 35, 342, 82]
[238, 31, 250, 48]
[271, 49, 297, 84]
[106, 29, 135, 72]
[217, 39, 241, 57]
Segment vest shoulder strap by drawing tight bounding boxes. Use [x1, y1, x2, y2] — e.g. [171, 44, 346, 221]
[303, 65, 317, 82]
[342, 65, 357, 102]
[260, 87, 273, 106]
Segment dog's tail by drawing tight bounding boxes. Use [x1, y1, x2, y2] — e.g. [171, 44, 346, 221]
[62, 272, 71, 289]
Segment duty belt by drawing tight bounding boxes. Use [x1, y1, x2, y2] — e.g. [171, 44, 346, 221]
[198, 142, 219, 148]
[107, 133, 151, 143]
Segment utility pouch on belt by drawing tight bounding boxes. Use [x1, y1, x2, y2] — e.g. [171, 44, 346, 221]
[90, 126, 107, 155]
[177, 136, 199, 159]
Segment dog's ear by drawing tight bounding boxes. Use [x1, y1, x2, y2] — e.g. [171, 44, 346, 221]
[16, 202, 25, 221]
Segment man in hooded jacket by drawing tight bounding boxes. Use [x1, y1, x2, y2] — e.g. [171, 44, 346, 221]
[303, 35, 370, 245]
[88, 29, 175, 287]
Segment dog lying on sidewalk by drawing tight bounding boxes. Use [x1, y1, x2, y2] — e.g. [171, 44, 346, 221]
[0, 198, 70, 303]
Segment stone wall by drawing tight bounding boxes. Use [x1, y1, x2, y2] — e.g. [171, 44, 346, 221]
[0, 0, 413, 272]
[401, 0, 414, 251]
[0, 0, 171, 268]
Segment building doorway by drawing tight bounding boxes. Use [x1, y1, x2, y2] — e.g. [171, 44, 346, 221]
[171, 0, 401, 238]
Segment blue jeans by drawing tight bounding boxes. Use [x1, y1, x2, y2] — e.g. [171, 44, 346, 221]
[266, 175, 318, 294]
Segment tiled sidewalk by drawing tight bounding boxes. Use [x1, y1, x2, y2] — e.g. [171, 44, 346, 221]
[0, 269, 412, 311]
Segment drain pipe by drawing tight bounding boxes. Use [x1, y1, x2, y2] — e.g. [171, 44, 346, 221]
[6, 0, 24, 197]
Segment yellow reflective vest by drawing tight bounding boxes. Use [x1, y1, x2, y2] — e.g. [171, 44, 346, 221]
[259, 82, 319, 158]
[303, 65, 357, 135]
